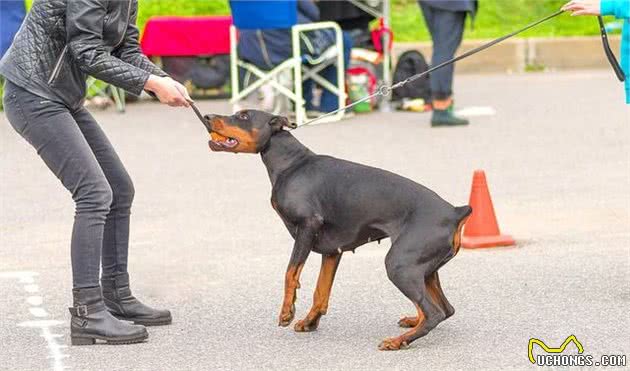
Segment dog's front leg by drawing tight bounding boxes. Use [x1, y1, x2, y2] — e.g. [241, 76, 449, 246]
[278, 215, 323, 327]
[294, 253, 342, 332]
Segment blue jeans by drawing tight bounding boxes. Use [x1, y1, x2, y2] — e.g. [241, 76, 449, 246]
[303, 31, 353, 112]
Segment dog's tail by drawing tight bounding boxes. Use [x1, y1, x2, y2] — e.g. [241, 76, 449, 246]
[451, 205, 472, 254]
[454, 205, 472, 223]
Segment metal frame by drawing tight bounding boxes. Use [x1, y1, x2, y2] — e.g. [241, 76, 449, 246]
[230, 21, 346, 127]
[86, 77, 126, 113]
[346, 0, 391, 112]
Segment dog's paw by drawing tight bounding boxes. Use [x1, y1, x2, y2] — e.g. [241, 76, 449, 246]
[294, 319, 318, 332]
[378, 337, 409, 351]
[397, 316, 419, 328]
[278, 304, 295, 327]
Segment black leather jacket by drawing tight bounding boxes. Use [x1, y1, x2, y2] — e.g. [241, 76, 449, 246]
[0, 0, 167, 110]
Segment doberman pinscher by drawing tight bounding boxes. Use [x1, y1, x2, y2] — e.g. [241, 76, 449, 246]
[204, 110, 471, 350]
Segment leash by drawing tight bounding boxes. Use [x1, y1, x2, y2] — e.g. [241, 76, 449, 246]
[297, 10, 626, 128]
[297, 9, 565, 127]
[598, 15, 626, 82]
[190, 101, 212, 131]
[189, 10, 625, 129]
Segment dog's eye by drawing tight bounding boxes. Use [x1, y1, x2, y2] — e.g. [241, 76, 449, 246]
[238, 112, 249, 121]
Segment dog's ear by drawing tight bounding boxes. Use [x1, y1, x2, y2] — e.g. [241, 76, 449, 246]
[268, 116, 296, 131]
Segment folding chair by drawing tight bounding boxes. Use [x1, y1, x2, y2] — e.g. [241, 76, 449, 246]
[229, 0, 346, 126]
[86, 77, 126, 113]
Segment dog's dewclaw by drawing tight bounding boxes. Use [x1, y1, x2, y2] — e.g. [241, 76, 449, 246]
[397, 316, 419, 328]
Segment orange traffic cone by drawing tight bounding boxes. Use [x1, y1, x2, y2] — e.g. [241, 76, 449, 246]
[462, 170, 515, 249]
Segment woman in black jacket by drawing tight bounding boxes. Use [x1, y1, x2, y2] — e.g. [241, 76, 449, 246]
[0, 0, 190, 345]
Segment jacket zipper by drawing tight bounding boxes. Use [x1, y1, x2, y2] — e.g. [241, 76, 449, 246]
[47, 45, 68, 84]
[48, 1, 131, 85]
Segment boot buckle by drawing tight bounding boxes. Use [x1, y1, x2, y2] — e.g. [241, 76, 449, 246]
[70, 305, 89, 317]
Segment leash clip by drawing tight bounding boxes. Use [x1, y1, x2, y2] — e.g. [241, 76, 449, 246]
[377, 85, 392, 97]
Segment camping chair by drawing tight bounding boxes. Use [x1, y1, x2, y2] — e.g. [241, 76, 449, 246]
[86, 77, 126, 113]
[229, 0, 346, 127]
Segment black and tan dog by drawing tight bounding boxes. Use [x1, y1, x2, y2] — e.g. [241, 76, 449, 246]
[204, 110, 471, 350]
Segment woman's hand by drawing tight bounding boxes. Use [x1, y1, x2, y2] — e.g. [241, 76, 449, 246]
[561, 0, 601, 16]
[144, 75, 192, 107]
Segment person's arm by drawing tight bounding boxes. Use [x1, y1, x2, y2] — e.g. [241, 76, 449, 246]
[600, 0, 630, 18]
[112, 2, 168, 78]
[561, 0, 629, 16]
[65, 0, 151, 96]
[66, 0, 190, 106]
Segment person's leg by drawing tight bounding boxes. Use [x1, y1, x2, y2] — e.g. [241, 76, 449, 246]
[71, 107, 172, 326]
[319, 31, 353, 113]
[425, 9, 466, 99]
[303, 78, 315, 112]
[2, 81, 147, 344]
[419, 4, 468, 126]
[71, 107, 134, 279]
[3, 82, 110, 288]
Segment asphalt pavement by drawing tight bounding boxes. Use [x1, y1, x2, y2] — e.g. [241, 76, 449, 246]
[1, 70, 629, 371]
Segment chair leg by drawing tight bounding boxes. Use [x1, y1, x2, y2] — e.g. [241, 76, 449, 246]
[110, 87, 125, 113]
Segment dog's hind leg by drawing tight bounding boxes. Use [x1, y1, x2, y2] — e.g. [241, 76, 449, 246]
[278, 215, 323, 327]
[427, 271, 455, 318]
[294, 253, 342, 332]
[398, 212, 468, 328]
[399, 271, 453, 328]
[379, 229, 449, 350]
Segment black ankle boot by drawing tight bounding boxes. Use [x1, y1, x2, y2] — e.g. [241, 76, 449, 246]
[102, 273, 172, 326]
[69, 286, 148, 345]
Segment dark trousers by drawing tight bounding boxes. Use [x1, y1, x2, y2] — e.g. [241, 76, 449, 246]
[419, 3, 466, 100]
[303, 31, 353, 112]
[3, 80, 133, 288]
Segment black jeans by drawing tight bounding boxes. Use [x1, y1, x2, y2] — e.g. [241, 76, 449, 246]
[419, 3, 466, 100]
[3, 80, 133, 288]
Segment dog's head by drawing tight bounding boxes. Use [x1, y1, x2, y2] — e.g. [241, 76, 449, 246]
[203, 110, 296, 153]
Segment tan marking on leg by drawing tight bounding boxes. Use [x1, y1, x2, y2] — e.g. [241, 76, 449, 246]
[381, 304, 426, 350]
[399, 273, 444, 328]
[453, 215, 470, 255]
[279, 263, 304, 326]
[295, 254, 341, 332]
[426, 273, 443, 309]
[397, 316, 420, 328]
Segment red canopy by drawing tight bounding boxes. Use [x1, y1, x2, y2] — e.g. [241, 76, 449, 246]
[140, 16, 232, 57]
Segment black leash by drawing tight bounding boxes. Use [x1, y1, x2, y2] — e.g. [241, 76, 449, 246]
[298, 10, 626, 127]
[298, 9, 566, 127]
[598, 16, 626, 82]
[190, 101, 212, 131]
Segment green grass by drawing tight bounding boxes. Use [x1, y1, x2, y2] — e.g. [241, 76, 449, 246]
[393, 0, 614, 41]
[136, 0, 230, 35]
[23, 0, 614, 41]
[2, 0, 615, 112]
[135, 0, 611, 41]
[133, 0, 612, 41]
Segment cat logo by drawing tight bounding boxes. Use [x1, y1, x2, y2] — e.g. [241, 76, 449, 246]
[528, 335, 584, 364]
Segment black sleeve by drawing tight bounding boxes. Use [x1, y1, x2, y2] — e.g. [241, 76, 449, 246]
[65, 0, 151, 95]
[112, 1, 169, 79]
